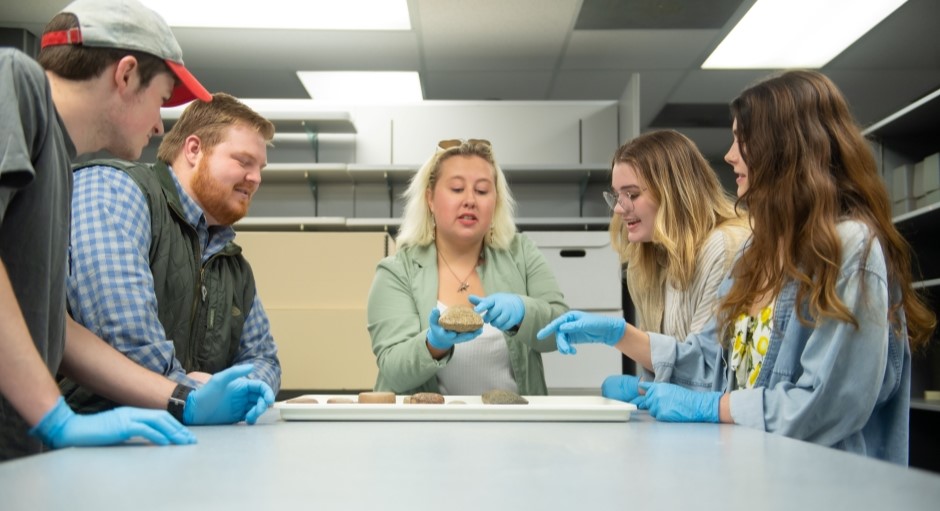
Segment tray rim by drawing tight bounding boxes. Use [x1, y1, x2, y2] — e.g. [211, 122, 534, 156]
[275, 394, 636, 422]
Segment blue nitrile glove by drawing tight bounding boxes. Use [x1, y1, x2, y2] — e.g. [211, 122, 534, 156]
[601, 374, 643, 403]
[636, 382, 721, 423]
[536, 311, 626, 355]
[427, 308, 483, 351]
[29, 397, 196, 448]
[469, 293, 525, 331]
[184, 364, 275, 425]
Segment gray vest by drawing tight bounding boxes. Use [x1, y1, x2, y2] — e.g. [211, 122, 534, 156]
[61, 160, 256, 413]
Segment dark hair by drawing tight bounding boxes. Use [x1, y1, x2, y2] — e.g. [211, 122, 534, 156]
[719, 70, 935, 350]
[37, 12, 173, 88]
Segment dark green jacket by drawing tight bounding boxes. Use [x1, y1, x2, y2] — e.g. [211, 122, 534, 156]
[62, 160, 258, 413]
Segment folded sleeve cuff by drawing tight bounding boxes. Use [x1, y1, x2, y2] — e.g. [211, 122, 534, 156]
[648, 331, 678, 382]
[729, 388, 766, 430]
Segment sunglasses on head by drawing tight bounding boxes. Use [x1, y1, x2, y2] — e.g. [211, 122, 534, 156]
[438, 138, 492, 150]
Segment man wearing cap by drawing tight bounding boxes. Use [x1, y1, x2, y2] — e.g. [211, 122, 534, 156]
[62, 92, 282, 414]
[0, 0, 273, 461]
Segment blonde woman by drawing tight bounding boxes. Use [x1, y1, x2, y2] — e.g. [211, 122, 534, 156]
[563, 130, 750, 394]
[367, 139, 567, 395]
[609, 130, 749, 354]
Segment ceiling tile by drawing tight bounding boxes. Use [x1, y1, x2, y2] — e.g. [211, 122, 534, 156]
[562, 29, 720, 69]
[417, 0, 579, 71]
[575, 0, 744, 30]
[423, 70, 553, 100]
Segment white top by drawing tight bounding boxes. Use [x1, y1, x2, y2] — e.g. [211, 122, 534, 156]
[661, 226, 747, 341]
[435, 302, 519, 395]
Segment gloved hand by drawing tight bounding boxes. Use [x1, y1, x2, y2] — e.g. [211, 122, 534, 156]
[30, 397, 196, 448]
[469, 293, 525, 331]
[185, 364, 275, 425]
[635, 382, 722, 423]
[536, 311, 626, 355]
[427, 308, 483, 351]
[601, 374, 643, 403]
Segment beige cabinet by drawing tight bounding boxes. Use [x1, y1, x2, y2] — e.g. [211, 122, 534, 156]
[236, 232, 394, 391]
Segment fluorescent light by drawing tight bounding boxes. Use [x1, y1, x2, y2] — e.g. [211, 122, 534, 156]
[702, 0, 907, 69]
[297, 71, 424, 102]
[140, 0, 411, 30]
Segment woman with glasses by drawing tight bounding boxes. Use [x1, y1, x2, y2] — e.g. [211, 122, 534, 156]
[366, 139, 567, 396]
[538, 70, 935, 464]
[598, 131, 749, 385]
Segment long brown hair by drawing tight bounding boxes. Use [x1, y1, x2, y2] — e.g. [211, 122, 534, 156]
[719, 70, 935, 350]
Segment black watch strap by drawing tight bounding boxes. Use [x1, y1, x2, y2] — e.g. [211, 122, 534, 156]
[167, 384, 194, 423]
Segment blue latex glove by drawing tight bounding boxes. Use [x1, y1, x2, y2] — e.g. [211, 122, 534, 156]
[427, 308, 483, 351]
[635, 382, 722, 423]
[469, 293, 525, 331]
[184, 364, 275, 425]
[601, 374, 643, 403]
[29, 397, 196, 448]
[536, 311, 626, 355]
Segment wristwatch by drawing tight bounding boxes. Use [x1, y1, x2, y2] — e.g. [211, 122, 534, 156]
[167, 384, 194, 423]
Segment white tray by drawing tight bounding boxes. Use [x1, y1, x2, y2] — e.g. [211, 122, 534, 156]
[275, 395, 636, 422]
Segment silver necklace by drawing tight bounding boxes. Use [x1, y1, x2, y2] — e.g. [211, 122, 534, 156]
[438, 249, 481, 293]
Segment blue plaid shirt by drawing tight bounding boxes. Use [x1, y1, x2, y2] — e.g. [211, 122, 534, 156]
[67, 164, 281, 392]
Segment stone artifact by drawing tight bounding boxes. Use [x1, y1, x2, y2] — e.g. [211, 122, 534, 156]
[481, 389, 528, 405]
[327, 397, 356, 404]
[285, 396, 319, 404]
[358, 391, 396, 404]
[438, 305, 484, 332]
[403, 392, 446, 404]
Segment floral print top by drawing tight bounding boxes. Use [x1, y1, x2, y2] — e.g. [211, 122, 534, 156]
[730, 302, 774, 389]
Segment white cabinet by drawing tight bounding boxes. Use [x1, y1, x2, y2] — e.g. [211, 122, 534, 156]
[525, 231, 624, 393]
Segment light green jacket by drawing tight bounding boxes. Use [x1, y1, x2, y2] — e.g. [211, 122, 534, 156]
[367, 233, 568, 395]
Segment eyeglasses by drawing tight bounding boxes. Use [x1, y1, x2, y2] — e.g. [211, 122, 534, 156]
[438, 138, 492, 150]
[603, 188, 646, 212]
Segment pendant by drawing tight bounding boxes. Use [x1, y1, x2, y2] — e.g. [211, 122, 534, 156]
[458, 282, 470, 293]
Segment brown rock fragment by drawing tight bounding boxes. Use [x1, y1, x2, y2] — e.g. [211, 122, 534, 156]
[481, 389, 528, 405]
[438, 305, 484, 332]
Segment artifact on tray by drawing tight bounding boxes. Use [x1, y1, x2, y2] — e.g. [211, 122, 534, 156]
[358, 391, 396, 404]
[403, 392, 446, 404]
[438, 305, 484, 332]
[285, 396, 319, 404]
[327, 397, 356, 404]
[482, 389, 528, 405]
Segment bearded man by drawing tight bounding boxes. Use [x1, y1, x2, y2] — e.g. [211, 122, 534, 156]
[62, 92, 281, 412]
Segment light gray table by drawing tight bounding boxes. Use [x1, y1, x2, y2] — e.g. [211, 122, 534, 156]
[2, 410, 939, 510]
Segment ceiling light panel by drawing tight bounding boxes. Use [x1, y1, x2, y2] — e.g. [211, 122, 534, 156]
[297, 71, 423, 102]
[702, 0, 907, 69]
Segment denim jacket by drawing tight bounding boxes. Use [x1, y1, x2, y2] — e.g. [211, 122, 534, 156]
[648, 220, 911, 464]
